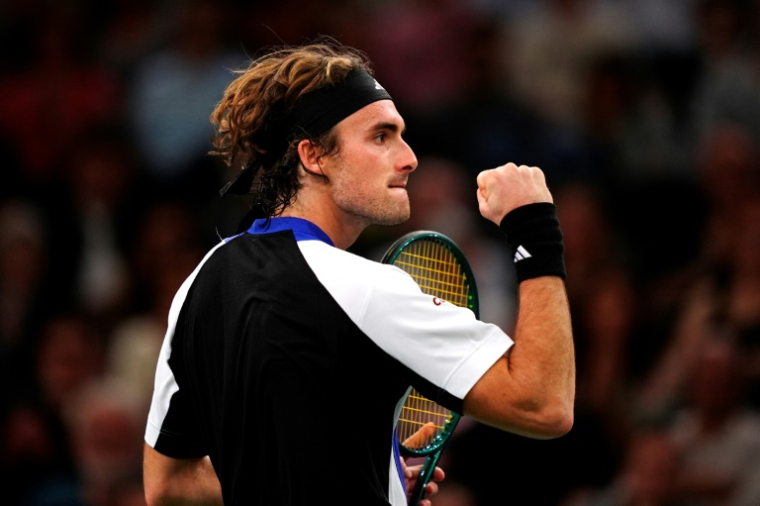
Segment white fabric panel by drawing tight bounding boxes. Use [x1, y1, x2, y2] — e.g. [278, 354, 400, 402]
[388, 451, 407, 506]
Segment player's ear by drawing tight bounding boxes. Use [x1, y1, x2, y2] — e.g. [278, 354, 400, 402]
[297, 139, 323, 175]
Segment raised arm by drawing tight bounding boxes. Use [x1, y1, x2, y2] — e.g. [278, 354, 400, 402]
[463, 163, 575, 439]
[143, 444, 223, 506]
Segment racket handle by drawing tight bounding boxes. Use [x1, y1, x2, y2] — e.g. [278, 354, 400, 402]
[409, 449, 443, 506]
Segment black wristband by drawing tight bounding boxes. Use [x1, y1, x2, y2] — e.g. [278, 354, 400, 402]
[499, 202, 566, 282]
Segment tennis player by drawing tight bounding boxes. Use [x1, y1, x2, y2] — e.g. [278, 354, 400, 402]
[143, 40, 574, 506]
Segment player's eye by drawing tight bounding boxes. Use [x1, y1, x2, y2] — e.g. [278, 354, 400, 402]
[374, 133, 386, 143]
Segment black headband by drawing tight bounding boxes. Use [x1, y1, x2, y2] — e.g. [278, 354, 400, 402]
[220, 69, 392, 197]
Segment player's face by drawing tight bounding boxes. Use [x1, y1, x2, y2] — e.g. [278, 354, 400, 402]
[325, 100, 418, 227]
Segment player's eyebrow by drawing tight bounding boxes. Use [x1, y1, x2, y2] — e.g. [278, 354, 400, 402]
[372, 121, 407, 135]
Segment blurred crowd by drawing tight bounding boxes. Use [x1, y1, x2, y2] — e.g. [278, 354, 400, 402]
[2, 0, 760, 505]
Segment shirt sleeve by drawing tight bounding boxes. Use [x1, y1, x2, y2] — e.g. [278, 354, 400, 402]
[144, 325, 207, 459]
[299, 241, 514, 404]
[358, 263, 514, 401]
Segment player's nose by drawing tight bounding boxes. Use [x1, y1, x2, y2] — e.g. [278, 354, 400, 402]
[398, 138, 417, 173]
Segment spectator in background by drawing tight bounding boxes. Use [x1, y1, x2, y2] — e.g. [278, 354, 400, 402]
[553, 182, 627, 307]
[127, 201, 206, 316]
[724, 200, 760, 340]
[575, 267, 639, 454]
[23, 378, 145, 506]
[0, 201, 49, 381]
[580, 54, 692, 186]
[634, 276, 721, 424]
[690, 0, 760, 145]
[1, 403, 69, 506]
[693, 0, 750, 75]
[697, 121, 760, 254]
[499, 0, 639, 129]
[97, 0, 175, 77]
[43, 125, 143, 327]
[563, 429, 683, 506]
[0, 314, 104, 505]
[126, 0, 242, 200]
[729, 201, 760, 409]
[356, 0, 482, 115]
[623, 0, 696, 55]
[34, 316, 104, 417]
[668, 338, 760, 506]
[65, 379, 144, 506]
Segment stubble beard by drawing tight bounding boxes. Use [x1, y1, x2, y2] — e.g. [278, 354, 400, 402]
[333, 186, 411, 228]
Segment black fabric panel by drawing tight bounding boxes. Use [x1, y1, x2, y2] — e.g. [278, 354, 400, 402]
[152, 387, 207, 459]
[171, 231, 411, 505]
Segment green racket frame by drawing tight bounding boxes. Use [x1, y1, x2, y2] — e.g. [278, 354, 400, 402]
[382, 231, 480, 505]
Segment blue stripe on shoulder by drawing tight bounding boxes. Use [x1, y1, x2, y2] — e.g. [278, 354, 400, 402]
[246, 217, 334, 246]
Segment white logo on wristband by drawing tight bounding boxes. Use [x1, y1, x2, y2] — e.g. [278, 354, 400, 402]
[514, 245, 532, 263]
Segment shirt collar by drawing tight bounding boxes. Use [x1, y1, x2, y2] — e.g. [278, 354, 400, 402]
[247, 217, 334, 246]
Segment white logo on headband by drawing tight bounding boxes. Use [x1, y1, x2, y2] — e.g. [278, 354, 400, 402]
[374, 79, 385, 91]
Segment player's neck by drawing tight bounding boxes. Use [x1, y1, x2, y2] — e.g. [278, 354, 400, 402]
[280, 199, 365, 250]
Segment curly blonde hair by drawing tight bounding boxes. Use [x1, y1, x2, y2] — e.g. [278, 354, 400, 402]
[211, 39, 372, 217]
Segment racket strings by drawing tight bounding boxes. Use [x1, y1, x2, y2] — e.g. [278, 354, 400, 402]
[398, 391, 452, 448]
[393, 239, 470, 449]
[396, 242, 470, 309]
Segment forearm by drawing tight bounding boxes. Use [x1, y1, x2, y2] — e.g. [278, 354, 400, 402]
[143, 444, 223, 506]
[507, 277, 575, 423]
[463, 276, 575, 439]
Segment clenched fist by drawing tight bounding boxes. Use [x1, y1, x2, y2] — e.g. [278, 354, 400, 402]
[476, 163, 553, 225]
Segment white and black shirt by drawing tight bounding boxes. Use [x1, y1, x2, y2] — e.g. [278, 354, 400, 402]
[145, 217, 513, 505]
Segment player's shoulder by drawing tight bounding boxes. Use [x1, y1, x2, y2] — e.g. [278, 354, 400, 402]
[298, 239, 394, 270]
[297, 240, 411, 284]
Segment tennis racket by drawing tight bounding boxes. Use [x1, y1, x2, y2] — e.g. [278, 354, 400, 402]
[382, 231, 479, 505]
